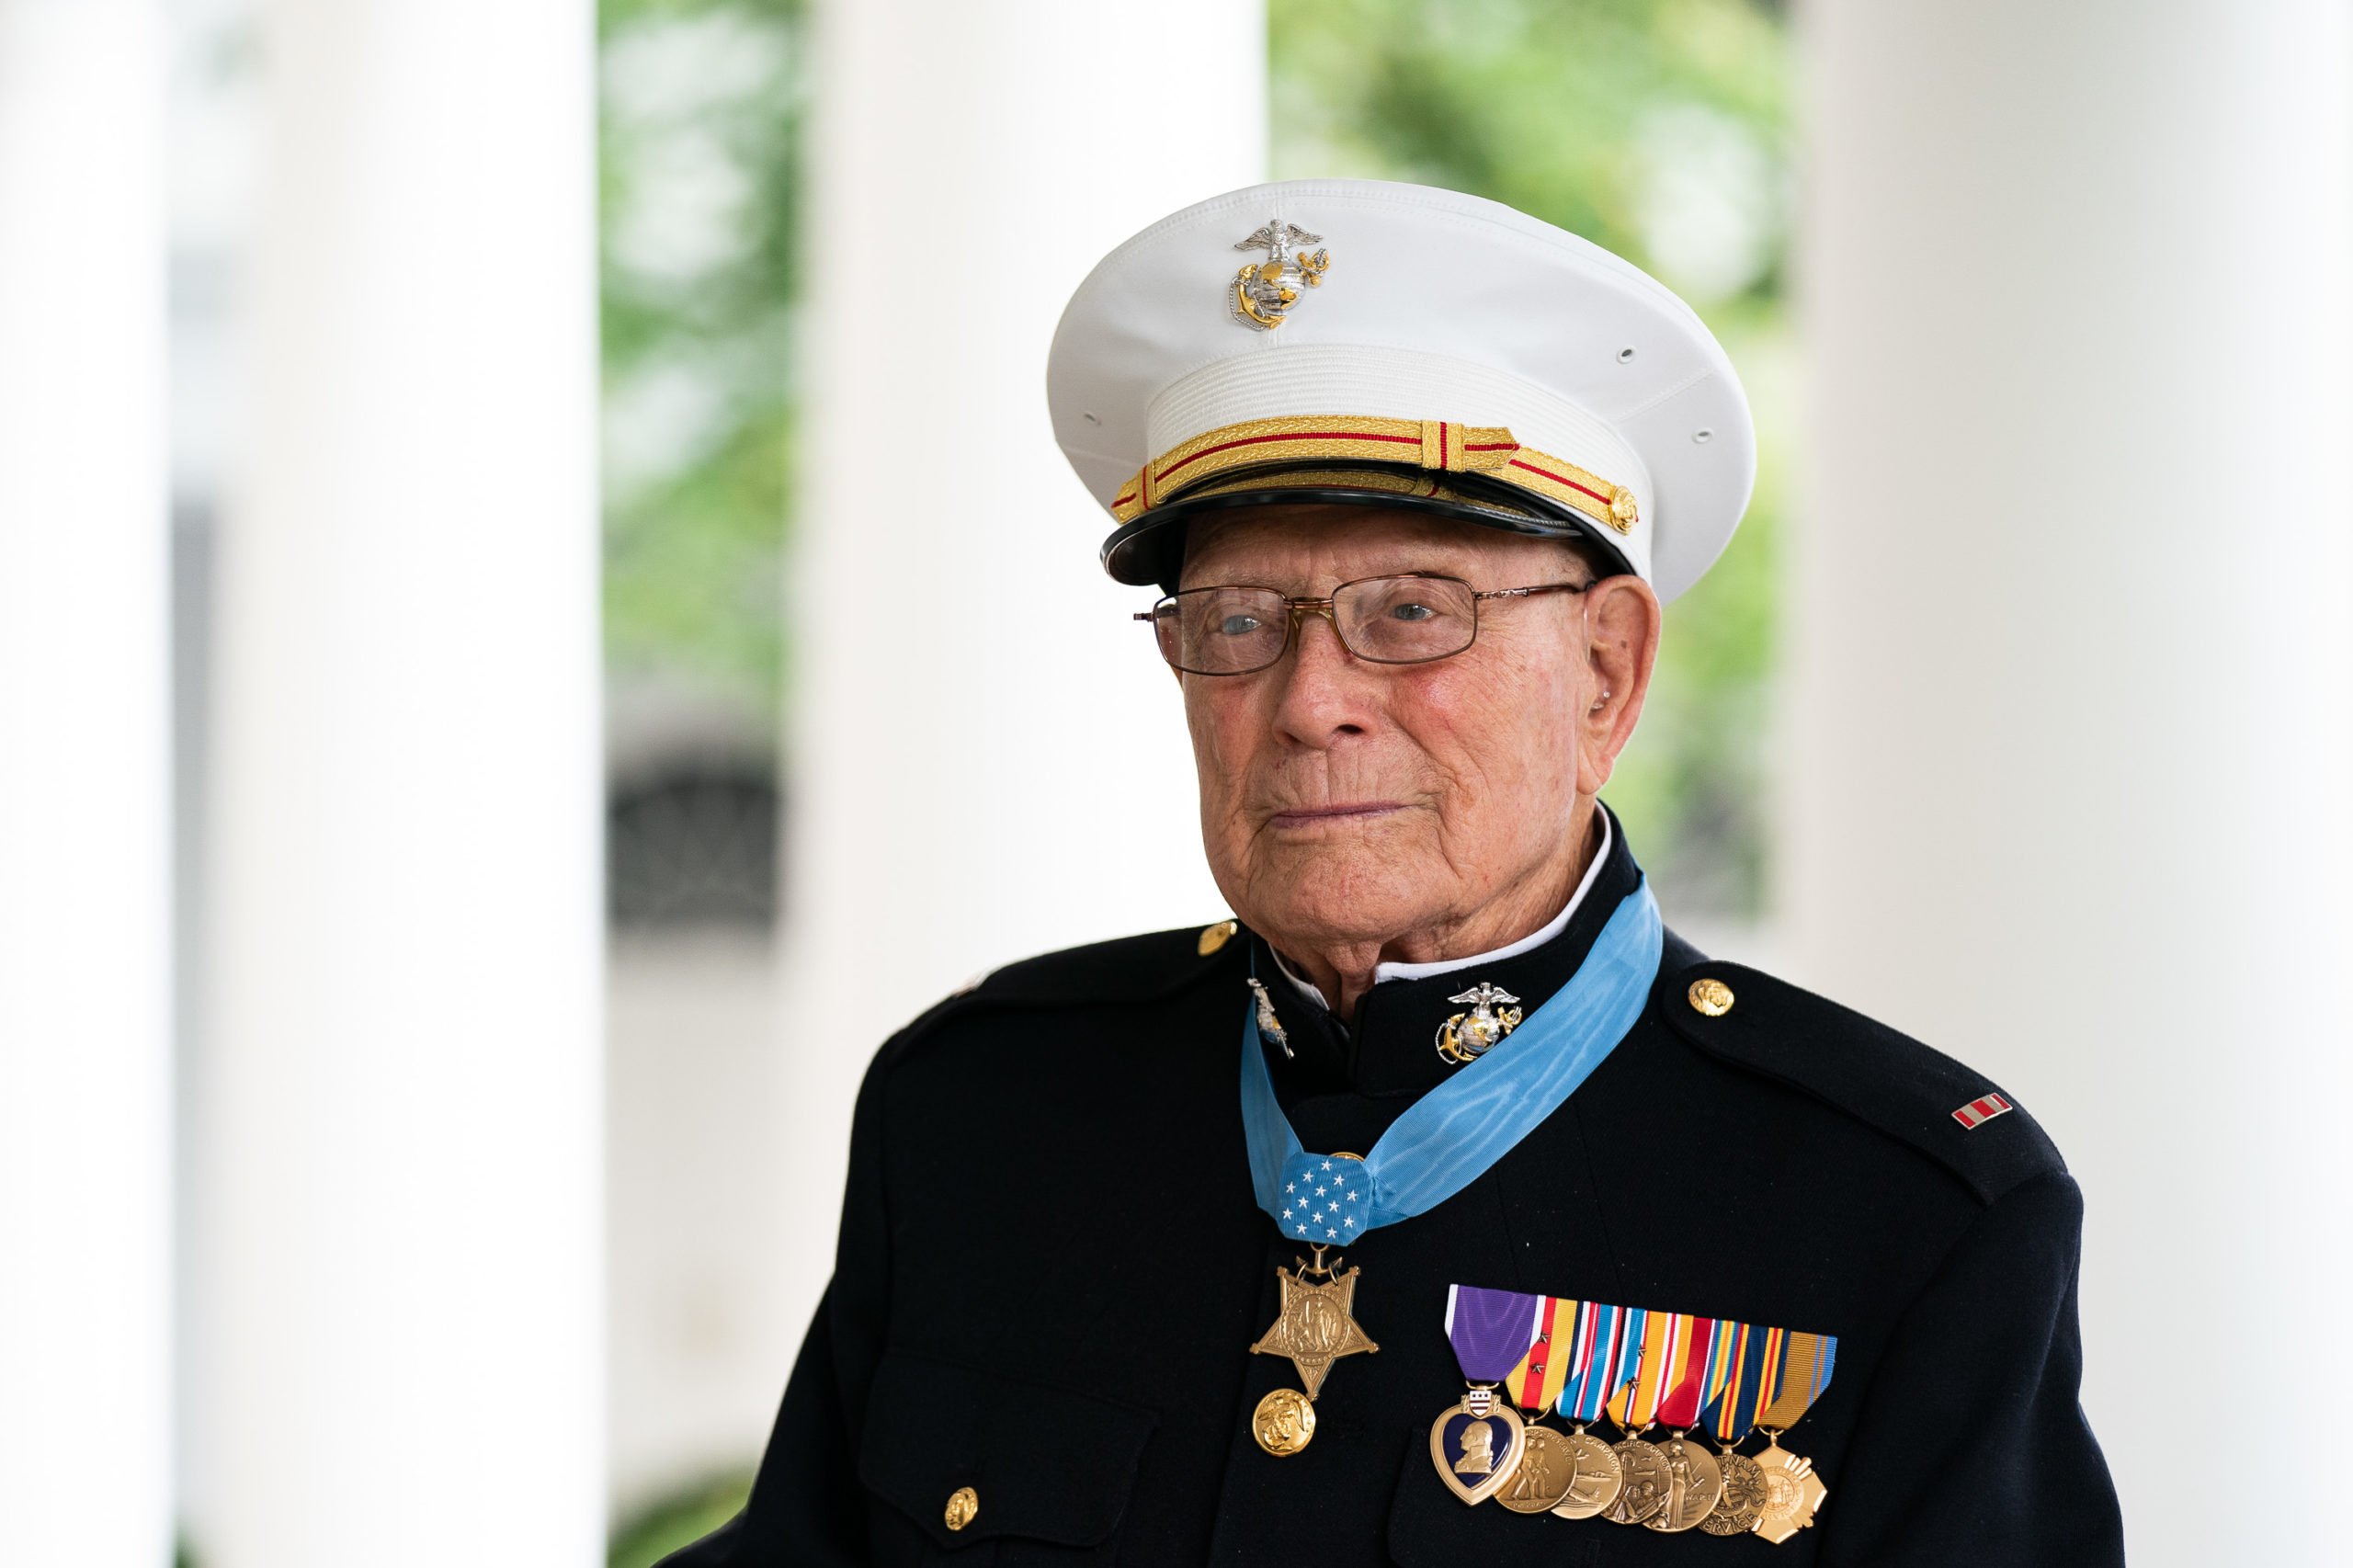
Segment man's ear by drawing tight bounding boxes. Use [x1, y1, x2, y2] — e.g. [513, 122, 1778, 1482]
[1575, 574, 1661, 796]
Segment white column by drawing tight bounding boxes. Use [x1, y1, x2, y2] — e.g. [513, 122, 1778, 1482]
[0, 3, 174, 1563]
[1794, 5, 2352, 1563]
[777, 0, 1262, 1338]
[196, 2, 603, 1563]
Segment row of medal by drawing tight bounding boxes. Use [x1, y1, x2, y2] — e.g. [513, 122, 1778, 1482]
[1432, 1285, 1836, 1542]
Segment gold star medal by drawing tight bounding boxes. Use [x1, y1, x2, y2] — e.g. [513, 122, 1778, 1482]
[1249, 1244, 1379, 1402]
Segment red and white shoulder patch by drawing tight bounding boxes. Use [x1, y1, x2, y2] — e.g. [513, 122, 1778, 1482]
[1952, 1093, 2013, 1131]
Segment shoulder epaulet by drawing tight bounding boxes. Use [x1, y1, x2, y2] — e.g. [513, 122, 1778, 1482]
[875, 921, 1244, 1069]
[971, 920, 1245, 1006]
[1656, 958, 2064, 1207]
[874, 922, 1244, 1072]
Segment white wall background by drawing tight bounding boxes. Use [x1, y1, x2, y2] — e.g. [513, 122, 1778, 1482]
[769, 0, 1267, 1412]
[0, 2, 175, 1562]
[1794, 4, 2353, 1562]
[188, 1, 605, 1563]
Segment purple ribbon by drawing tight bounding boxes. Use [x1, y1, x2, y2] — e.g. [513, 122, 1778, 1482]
[1445, 1284, 1543, 1382]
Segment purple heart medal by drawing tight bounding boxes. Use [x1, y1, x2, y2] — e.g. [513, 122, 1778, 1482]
[1430, 1285, 1544, 1504]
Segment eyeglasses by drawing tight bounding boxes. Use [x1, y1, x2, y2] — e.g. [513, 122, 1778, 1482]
[1134, 573, 1590, 676]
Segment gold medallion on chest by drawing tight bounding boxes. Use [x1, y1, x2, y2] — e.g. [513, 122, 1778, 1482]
[1643, 1432, 1725, 1533]
[1247, 1246, 1378, 1402]
[1699, 1448, 1768, 1535]
[1750, 1436, 1830, 1542]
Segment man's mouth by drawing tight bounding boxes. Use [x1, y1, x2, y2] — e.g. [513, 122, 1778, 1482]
[1266, 801, 1405, 830]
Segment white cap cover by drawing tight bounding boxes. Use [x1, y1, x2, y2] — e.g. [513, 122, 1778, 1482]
[1048, 178, 1755, 602]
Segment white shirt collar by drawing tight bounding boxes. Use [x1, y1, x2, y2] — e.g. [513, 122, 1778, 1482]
[1271, 809, 1615, 1013]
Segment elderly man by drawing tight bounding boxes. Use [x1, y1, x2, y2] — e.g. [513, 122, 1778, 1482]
[665, 181, 2121, 1565]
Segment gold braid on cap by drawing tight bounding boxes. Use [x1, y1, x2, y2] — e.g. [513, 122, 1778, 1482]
[1109, 415, 1638, 536]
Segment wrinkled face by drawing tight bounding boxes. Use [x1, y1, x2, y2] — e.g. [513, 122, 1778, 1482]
[1175, 504, 1653, 955]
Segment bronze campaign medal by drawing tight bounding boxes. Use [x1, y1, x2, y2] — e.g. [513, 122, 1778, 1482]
[1490, 1295, 1581, 1517]
[1546, 1426, 1626, 1520]
[1493, 1424, 1576, 1515]
[1600, 1434, 1670, 1525]
[1642, 1431, 1724, 1534]
[1699, 1448, 1768, 1535]
[1599, 1310, 1689, 1526]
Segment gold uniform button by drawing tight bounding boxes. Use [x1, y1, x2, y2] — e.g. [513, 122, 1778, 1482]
[1198, 918, 1239, 957]
[1688, 977, 1735, 1017]
[944, 1485, 978, 1531]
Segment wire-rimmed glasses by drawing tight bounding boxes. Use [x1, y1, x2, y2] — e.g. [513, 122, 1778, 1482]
[1134, 573, 1589, 676]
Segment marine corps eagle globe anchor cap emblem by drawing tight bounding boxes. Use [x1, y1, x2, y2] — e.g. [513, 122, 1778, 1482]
[1230, 216, 1330, 329]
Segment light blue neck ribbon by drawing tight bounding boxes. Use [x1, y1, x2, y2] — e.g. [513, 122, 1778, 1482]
[1241, 878, 1662, 1244]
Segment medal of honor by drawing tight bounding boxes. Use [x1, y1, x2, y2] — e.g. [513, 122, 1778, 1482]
[1247, 1244, 1378, 1403]
[1549, 1299, 1630, 1520]
[1429, 1286, 1542, 1504]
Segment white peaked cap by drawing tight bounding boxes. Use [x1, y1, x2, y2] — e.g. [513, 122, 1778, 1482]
[1048, 179, 1755, 602]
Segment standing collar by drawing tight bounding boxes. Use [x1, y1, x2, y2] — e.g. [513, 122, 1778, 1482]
[1250, 802, 1644, 1099]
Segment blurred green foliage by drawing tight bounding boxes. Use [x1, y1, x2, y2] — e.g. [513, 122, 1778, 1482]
[600, 0, 802, 717]
[608, 1470, 756, 1568]
[1273, 0, 1793, 914]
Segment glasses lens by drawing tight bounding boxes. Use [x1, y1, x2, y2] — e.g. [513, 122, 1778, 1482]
[1336, 575, 1477, 664]
[1156, 586, 1290, 674]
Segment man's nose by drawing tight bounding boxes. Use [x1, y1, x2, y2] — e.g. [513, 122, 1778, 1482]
[1268, 608, 1373, 744]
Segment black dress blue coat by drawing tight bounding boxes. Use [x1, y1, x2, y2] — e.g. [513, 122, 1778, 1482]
[662, 813, 2123, 1566]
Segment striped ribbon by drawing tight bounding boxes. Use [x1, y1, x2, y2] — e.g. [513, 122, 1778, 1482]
[1440, 1285, 1841, 1442]
[1505, 1295, 1583, 1414]
[1560, 1301, 1632, 1426]
[1756, 1332, 1838, 1431]
[1655, 1314, 1725, 1430]
[1705, 1324, 1786, 1445]
[1608, 1310, 1692, 1430]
